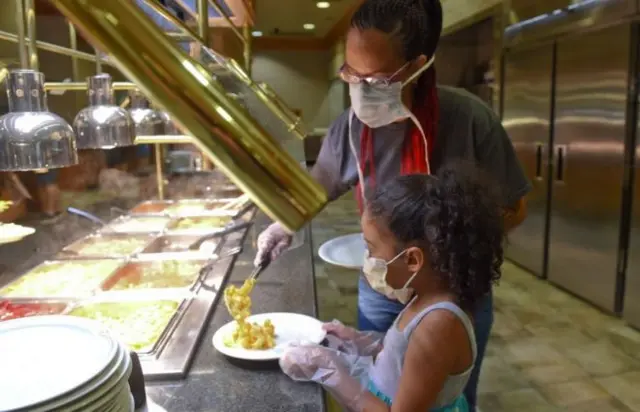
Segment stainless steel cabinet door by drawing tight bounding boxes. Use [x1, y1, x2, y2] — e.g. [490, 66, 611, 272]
[548, 24, 630, 312]
[503, 44, 554, 277]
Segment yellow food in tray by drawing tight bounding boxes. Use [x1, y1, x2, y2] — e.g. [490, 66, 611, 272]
[223, 279, 275, 350]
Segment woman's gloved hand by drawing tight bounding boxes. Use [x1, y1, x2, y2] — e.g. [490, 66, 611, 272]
[253, 222, 292, 267]
[323, 320, 384, 357]
[280, 343, 369, 411]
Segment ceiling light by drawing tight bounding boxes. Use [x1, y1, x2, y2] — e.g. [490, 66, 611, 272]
[316, 2, 330, 8]
[129, 91, 164, 137]
[73, 73, 135, 149]
[303, 23, 315, 30]
[0, 70, 78, 171]
[252, 31, 263, 37]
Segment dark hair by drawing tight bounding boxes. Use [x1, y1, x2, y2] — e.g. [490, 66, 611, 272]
[367, 162, 504, 311]
[351, 0, 442, 62]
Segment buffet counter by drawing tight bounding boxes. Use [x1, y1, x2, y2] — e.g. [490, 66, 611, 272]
[145, 218, 326, 412]
[0, 175, 326, 412]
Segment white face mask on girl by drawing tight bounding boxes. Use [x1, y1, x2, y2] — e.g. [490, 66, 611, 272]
[349, 55, 435, 129]
[362, 249, 419, 304]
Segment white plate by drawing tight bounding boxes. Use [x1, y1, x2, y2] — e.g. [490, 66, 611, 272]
[212, 312, 326, 361]
[0, 315, 118, 412]
[318, 233, 366, 269]
[0, 223, 35, 245]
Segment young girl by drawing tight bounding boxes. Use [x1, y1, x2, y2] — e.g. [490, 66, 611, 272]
[280, 162, 504, 411]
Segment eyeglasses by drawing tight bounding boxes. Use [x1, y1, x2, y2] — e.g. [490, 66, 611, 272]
[338, 61, 412, 86]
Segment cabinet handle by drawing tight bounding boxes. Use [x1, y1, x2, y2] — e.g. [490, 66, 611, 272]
[535, 144, 543, 179]
[556, 145, 566, 182]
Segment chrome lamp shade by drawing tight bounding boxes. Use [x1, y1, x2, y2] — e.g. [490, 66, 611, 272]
[130, 91, 163, 136]
[73, 73, 135, 149]
[159, 111, 180, 135]
[0, 70, 78, 171]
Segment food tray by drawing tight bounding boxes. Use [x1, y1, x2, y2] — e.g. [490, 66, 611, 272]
[0, 299, 69, 322]
[0, 260, 124, 299]
[140, 234, 218, 255]
[66, 296, 188, 354]
[100, 258, 209, 293]
[130, 199, 243, 217]
[166, 216, 233, 234]
[57, 233, 156, 259]
[101, 216, 171, 234]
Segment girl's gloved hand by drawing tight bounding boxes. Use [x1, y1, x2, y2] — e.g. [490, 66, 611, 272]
[279, 343, 369, 411]
[253, 223, 292, 267]
[323, 320, 384, 357]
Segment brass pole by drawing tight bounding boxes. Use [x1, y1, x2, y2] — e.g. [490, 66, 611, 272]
[0, 29, 111, 64]
[68, 22, 79, 80]
[208, 0, 245, 43]
[242, 23, 251, 75]
[197, 0, 209, 46]
[50, 0, 327, 231]
[95, 49, 102, 73]
[197, 0, 212, 170]
[14, 0, 27, 68]
[43, 81, 137, 91]
[154, 144, 164, 199]
[24, 0, 38, 70]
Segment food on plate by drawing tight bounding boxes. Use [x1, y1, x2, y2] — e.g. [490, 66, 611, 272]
[71, 237, 149, 256]
[0, 301, 66, 322]
[171, 216, 231, 231]
[69, 300, 179, 352]
[107, 217, 170, 233]
[105, 260, 203, 291]
[223, 279, 275, 350]
[0, 201, 12, 213]
[0, 261, 120, 298]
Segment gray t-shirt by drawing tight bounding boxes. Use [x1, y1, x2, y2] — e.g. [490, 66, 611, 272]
[311, 86, 531, 207]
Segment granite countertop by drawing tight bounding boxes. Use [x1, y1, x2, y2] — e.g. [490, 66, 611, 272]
[145, 219, 326, 412]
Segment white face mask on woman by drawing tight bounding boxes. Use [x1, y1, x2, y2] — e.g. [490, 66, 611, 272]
[362, 249, 419, 304]
[349, 55, 435, 129]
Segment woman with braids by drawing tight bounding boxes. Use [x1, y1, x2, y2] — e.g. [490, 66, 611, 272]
[280, 163, 504, 411]
[256, 0, 530, 408]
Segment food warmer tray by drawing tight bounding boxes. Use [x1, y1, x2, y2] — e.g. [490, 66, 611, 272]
[129, 198, 246, 217]
[57, 233, 157, 260]
[100, 215, 172, 234]
[98, 257, 212, 294]
[141, 234, 216, 253]
[0, 259, 126, 300]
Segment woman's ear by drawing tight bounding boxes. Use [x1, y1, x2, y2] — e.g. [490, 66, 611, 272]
[414, 54, 428, 69]
[405, 246, 424, 273]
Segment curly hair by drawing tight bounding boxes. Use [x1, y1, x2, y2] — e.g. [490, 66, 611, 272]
[367, 161, 504, 311]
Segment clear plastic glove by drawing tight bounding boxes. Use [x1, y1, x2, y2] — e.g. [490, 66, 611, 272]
[323, 320, 384, 357]
[280, 343, 372, 411]
[254, 222, 292, 267]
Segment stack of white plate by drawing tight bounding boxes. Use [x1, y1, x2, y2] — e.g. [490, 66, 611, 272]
[0, 315, 134, 412]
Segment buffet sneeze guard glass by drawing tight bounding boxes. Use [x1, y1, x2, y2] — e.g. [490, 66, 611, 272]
[50, 0, 328, 233]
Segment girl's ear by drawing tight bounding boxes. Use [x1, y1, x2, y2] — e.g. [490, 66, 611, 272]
[405, 246, 424, 274]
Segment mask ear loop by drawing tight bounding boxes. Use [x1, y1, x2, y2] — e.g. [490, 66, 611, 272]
[348, 110, 368, 204]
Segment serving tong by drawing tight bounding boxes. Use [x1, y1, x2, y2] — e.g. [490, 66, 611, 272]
[187, 220, 253, 251]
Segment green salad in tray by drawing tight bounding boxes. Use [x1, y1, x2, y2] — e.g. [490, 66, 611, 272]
[0, 261, 120, 298]
[74, 237, 149, 256]
[172, 216, 231, 230]
[108, 260, 204, 291]
[69, 300, 179, 352]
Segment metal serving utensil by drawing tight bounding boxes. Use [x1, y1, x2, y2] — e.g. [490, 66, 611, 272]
[67, 207, 107, 226]
[187, 220, 253, 251]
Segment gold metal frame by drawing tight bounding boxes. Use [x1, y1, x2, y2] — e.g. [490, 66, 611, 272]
[49, 0, 327, 231]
